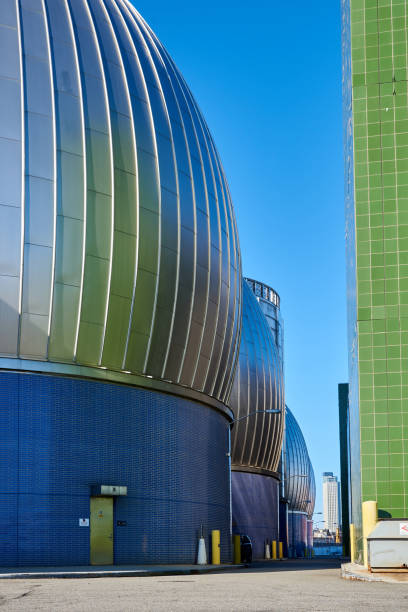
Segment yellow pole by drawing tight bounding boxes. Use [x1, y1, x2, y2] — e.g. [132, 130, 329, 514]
[362, 501, 377, 568]
[304, 547, 307, 558]
[272, 540, 277, 560]
[233, 534, 241, 564]
[211, 530, 220, 565]
[278, 541, 283, 559]
[335, 527, 341, 544]
[350, 524, 355, 564]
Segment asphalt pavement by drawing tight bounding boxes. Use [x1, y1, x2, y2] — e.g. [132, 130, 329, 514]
[1, 558, 408, 611]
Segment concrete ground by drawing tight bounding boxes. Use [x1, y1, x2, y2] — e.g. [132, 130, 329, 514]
[0, 563, 240, 579]
[342, 561, 408, 583]
[1, 558, 408, 611]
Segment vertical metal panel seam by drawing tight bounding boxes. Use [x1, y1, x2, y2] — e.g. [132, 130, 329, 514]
[258, 313, 274, 469]
[82, 0, 115, 366]
[173, 74, 216, 390]
[234, 301, 246, 465]
[162, 54, 209, 384]
[133, 18, 184, 379]
[135, 8, 230, 388]
[276, 356, 284, 468]
[186, 98, 222, 393]
[105, 0, 140, 371]
[42, 0, 60, 357]
[157, 46, 211, 388]
[137, 26, 179, 376]
[238, 311, 250, 466]
[230, 350, 240, 458]
[220, 179, 242, 401]
[15, 0, 25, 355]
[273, 351, 282, 469]
[244, 289, 260, 465]
[119, 3, 163, 375]
[148, 52, 197, 382]
[212, 169, 238, 399]
[237, 292, 251, 465]
[264, 341, 276, 470]
[266, 339, 281, 470]
[204, 134, 238, 396]
[204, 138, 231, 398]
[109, 0, 154, 370]
[66, 0, 88, 362]
[256, 296, 273, 468]
[98, 0, 138, 368]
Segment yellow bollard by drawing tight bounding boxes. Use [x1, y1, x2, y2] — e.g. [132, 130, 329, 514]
[362, 501, 377, 568]
[350, 523, 355, 564]
[304, 547, 308, 558]
[233, 534, 241, 564]
[278, 541, 283, 559]
[272, 540, 277, 560]
[211, 530, 220, 565]
[335, 527, 341, 544]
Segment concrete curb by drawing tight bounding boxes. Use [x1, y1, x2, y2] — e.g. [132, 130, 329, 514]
[0, 564, 245, 580]
[341, 562, 408, 583]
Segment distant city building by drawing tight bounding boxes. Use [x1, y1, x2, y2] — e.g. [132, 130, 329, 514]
[313, 528, 335, 544]
[322, 473, 341, 533]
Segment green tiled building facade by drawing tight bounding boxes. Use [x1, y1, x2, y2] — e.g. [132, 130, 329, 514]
[342, 0, 408, 562]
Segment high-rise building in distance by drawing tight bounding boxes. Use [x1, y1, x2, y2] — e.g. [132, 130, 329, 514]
[342, 0, 408, 562]
[323, 472, 340, 533]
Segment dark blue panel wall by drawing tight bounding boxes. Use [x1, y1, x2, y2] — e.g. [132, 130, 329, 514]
[307, 519, 313, 548]
[288, 511, 307, 558]
[231, 471, 279, 560]
[279, 500, 289, 557]
[0, 371, 231, 566]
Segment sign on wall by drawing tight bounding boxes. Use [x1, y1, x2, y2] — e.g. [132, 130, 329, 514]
[399, 523, 408, 536]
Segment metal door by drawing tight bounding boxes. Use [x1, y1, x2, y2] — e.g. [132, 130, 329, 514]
[90, 497, 113, 565]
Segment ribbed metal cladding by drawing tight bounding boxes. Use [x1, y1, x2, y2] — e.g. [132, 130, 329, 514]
[284, 406, 316, 518]
[0, 0, 241, 404]
[230, 280, 284, 473]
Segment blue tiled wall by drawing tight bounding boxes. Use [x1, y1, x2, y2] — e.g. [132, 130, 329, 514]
[279, 500, 289, 557]
[0, 371, 231, 566]
[231, 471, 279, 559]
[288, 511, 307, 558]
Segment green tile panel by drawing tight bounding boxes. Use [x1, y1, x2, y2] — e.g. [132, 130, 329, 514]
[350, 0, 408, 520]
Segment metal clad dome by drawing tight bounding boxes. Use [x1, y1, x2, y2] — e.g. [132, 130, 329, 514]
[0, 0, 241, 405]
[230, 280, 284, 473]
[306, 458, 316, 519]
[284, 406, 316, 517]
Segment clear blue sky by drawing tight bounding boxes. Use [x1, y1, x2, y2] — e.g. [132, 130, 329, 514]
[131, 0, 348, 519]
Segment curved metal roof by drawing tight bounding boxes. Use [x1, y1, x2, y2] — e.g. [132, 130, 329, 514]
[245, 278, 280, 310]
[230, 281, 284, 473]
[0, 0, 241, 407]
[284, 406, 316, 517]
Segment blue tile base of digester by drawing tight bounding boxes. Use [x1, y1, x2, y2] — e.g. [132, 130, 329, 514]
[0, 370, 231, 566]
[231, 470, 279, 560]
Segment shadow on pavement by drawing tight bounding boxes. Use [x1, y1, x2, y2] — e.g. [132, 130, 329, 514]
[233, 558, 344, 574]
